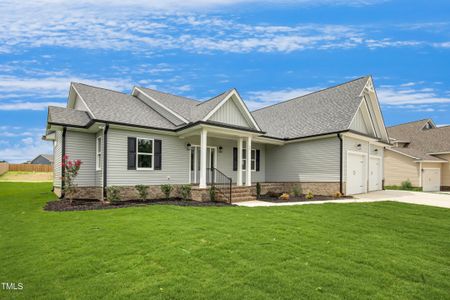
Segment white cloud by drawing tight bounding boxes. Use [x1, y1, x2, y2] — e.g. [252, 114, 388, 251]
[246, 87, 319, 110]
[0, 138, 52, 163]
[377, 86, 450, 105]
[21, 137, 34, 145]
[0, 102, 65, 111]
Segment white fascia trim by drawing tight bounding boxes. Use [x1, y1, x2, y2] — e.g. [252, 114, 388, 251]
[427, 151, 450, 155]
[348, 98, 377, 137]
[386, 148, 419, 159]
[202, 89, 262, 131]
[414, 160, 447, 163]
[133, 87, 189, 124]
[71, 84, 97, 119]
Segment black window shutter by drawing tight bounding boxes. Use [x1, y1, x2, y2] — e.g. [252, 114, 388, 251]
[233, 147, 237, 171]
[127, 137, 136, 170]
[154, 139, 162, 170]
[256, 149, 260, 171]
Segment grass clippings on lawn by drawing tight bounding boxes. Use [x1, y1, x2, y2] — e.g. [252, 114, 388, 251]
[1, 182, 449, 299]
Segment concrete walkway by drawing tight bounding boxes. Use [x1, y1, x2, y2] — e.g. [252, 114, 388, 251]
[236, 190, 450, 209]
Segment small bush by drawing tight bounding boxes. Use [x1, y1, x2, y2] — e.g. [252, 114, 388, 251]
[279, 193, 290, 200]
[135, 185, 149, 201]
[401, 179, 413, 190]
[267, 191, 282, 198]
[179, 184, 192, 201]
[106, 186, 121, 202]
[334, 191, 343, 198]
[256, 182, 261, 199]
[305, 191, 314, 200]
[160, 184, 173, 200]
[292, 185, 302, 197]
[209, 186, 217, 202]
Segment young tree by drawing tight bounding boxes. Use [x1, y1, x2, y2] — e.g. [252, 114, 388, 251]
[61, 155, 82, 204]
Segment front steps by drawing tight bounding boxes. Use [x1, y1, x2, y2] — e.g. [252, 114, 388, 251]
[230, 186, 256, 202]
[191, 185, 256, 203]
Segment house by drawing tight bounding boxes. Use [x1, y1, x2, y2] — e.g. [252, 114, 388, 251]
[30, 154, 53, 165]
[43, 76, 389, 201]
[385, 119, 450, 192]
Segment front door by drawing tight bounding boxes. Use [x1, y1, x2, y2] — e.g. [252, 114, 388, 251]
[189, 146, 216, 184]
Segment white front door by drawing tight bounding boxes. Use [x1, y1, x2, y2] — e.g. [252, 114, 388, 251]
[422, 168, 440, 192]
[189, 146, 216, 184]
[369, 156, 382, 192]
[346, 152, 367, 195]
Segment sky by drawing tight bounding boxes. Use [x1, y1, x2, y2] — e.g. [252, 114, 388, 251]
[0, 0, 449, 162]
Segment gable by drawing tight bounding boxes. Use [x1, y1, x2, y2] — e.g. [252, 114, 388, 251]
[350, 100, 375, 136]
[209, 96, 252, 128]
[74, 94, 89, 112]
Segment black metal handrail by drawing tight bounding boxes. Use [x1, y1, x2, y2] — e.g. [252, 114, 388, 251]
[207, 168, 232, 203]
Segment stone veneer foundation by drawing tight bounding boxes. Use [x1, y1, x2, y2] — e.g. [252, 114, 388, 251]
[54, 182, 345, 202]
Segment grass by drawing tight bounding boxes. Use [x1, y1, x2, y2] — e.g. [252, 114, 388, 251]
[1, 182, 449, 299]
[0, 171, 52, 182]
[385, 185, 423, 192]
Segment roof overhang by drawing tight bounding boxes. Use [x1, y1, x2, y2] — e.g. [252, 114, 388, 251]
[386, 148, 419, 159]
[427, 151, 450, 155]
[414, 160, 447, 163]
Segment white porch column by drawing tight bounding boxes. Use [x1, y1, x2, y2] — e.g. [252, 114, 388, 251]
[199, 128, 207, 188]
[246, 136, 252, 186]
[237, 137, 243, 186]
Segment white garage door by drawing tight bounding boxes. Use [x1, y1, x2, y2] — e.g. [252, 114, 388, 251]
[346, 152, 367, 195]
[422, 168, 440, 192]
[369, 156, 382, 192]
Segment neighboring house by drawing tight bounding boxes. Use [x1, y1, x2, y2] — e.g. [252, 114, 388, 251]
[385, 119, 450, 192]
[30, 154, 53, 165]
[43, 76, 389, 201]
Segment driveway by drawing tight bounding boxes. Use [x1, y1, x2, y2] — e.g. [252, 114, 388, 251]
[237, 190, 450, 208]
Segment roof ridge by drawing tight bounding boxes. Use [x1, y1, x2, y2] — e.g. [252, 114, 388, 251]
[251, 76, 370, 113]
[72, 82, 131, 96]
[137, 86, 201, 103]
[387, 118, 432, 128]
[195, 88, 233, 107]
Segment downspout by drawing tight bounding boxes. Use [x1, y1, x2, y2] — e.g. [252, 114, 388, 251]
[102, 124, 109, 200]
[337, 133, 343, 195]
[60, 127, 67, 199]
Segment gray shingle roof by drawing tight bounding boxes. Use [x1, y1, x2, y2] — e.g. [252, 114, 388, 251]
[387, 120, 450, 161]
[41, 154, 54, 162]
[48, 106, 91, 127]
[190, 89, 233, 121]
[252, 76, 370, 139]
[72, 83, 177, 129]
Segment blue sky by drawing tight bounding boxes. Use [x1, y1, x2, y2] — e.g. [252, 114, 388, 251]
[0, 0, 449, 162]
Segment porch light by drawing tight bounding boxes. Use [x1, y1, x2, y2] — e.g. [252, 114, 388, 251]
[186, 143, 191, 150]
[356, 144, 362, 150]
[218, 146, 223, 153]
[374, 149, 378, 152]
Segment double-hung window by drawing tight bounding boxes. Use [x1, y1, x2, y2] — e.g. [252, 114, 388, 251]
[96, 136, 102, 170]
[242, 149, 256, 171]
[137, 138, 153, 169]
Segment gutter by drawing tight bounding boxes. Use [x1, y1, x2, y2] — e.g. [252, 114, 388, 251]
[103, 124, 109, 199]
[60, 127, 67, 199]
[337, 133, 343, 195]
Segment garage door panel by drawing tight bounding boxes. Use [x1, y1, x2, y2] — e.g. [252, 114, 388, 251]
[346, 152, 367, 195]
[422, 168, 440, 192]
[369, 156, 382, 192]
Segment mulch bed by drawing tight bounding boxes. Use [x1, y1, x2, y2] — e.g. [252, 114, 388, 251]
[258, 194, 353, 203]
[44, 198, 234, 212]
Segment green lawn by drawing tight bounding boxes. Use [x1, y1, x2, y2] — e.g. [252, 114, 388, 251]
[1, 183, 449, 299]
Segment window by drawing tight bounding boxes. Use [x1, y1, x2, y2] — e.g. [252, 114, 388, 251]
[242, 149, 256, 171]
[137, 138, 153, 169]
[96, 136, 102, 170]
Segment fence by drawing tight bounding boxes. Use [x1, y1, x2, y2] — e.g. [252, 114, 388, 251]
[0, 163, 8, 175]
[2, 163, 53, 173]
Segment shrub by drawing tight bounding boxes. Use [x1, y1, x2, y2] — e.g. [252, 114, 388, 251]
[279, 193, 290, 200]
[160, 184, 173, 200]
[401, 179, 413, 190]
[334, 191, 343, 198]
[179, 184, 192, 201]
[267, 191, 282, 198]
[305, 191, 314, 200]
[61, 155, 82, 204]
[106, 186, 121, 203]
[292, 185, 302, 197]
[209, 186, 217, 202]
[256, 182, 261, 199]
[135, 185, 149, 201]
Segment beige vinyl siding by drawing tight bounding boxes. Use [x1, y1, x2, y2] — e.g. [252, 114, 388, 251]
[384, 150, 420, 186]
[265, 136, 340, 182]
[209, 99, 251, 128]
[107, 128, 189, 186]
[53, 131, 62, 187]
[65, 130, 96, 186]
[74, 94, 89, 112]
[436, 154, 450, 186]
[350, 108, 369, 135]
[185, 136, 265, 183]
